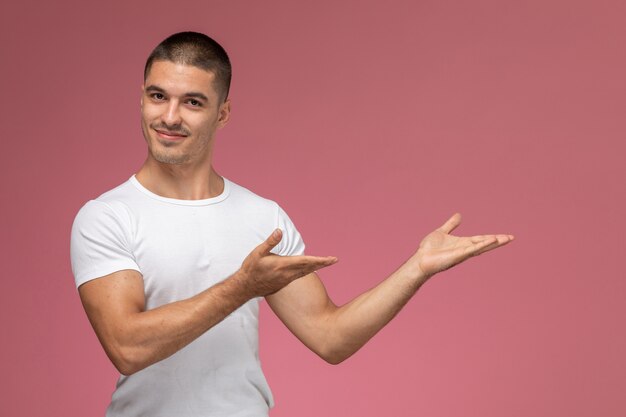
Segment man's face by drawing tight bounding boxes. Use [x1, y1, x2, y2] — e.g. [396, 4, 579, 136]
[140, 60, 230, 165]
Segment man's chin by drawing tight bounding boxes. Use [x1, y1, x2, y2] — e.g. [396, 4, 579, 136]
[150, 149, 189, 165]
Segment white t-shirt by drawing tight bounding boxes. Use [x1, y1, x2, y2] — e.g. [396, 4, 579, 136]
[70, 175, 305, 417]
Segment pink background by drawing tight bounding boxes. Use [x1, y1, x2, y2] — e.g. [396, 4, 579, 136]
[2, 0, 625, 416]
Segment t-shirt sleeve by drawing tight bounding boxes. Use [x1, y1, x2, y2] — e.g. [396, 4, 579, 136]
[70, 200, 141, 289]
[272, 204, 306, 256]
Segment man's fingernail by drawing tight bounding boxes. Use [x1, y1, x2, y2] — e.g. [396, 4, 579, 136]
[273, 229, 281, 238]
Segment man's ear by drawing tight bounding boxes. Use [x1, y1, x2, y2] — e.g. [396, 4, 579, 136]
[140, 84, 145, 108]
[218, 99, 231, 128]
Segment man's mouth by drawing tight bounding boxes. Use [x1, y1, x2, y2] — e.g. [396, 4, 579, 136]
[154, 128, 188, 140]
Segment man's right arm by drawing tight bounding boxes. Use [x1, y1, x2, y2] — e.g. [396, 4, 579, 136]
[79, 268, 251, 376]
[78, 229, 337, 376]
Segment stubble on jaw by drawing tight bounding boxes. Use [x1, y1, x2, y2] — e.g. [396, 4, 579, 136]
[149, 140, 192, 165]
[151, 150, 191, 165]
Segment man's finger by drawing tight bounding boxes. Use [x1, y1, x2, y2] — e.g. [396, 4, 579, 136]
[277, 255, 339, 275]
[462, 236, 497, 257]
[439, 212, 462, 234]
[470, 234, 515, 243]
[286, 255, 339, 268]
[258, 229, 283, 255]
[311, 256, 339, 269]
[473, 235, 514, 255]
[470, 235, 494, 243]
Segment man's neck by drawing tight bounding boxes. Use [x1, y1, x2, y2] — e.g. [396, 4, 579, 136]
[135, 157, 224, 201]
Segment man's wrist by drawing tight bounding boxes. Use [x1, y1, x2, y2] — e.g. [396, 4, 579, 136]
[228, 269, 257, 301]
[401, 256, 431, 288]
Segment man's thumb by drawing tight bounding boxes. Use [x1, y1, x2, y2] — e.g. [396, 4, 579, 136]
[260, 228, 282, 254]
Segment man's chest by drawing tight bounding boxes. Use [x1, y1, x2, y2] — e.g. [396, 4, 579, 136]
[130, 207, 273, 308]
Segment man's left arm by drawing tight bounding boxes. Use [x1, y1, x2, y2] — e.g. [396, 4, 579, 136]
[265, 213, 514, 364]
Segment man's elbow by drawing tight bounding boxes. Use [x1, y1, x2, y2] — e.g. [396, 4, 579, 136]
[317, 345, 353, 365]
[324, 354, 348, 365]
[106, 345, 146, 376]
[114, 359, 139, 376]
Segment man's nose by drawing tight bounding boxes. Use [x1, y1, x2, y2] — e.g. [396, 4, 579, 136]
[162, 101, 182, 126]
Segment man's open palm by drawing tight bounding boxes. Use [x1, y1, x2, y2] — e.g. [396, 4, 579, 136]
[413, 213, 514, 279]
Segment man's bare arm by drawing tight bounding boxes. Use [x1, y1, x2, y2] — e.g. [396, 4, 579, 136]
[79, 229, 337, 376]
[266, 213, 514, 364]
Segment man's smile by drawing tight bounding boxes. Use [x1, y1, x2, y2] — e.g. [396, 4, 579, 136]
[153, 127, 188, 140]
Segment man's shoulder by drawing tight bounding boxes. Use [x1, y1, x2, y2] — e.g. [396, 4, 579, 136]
[226, 177, 280, 212]
[93, 176, 137, 205]
[73, 177, 137, 225]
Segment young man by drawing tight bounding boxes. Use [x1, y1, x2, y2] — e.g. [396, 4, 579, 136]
[71, 32, 513, 417]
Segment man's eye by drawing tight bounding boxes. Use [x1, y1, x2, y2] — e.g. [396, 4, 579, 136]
[152, 93, 165, 100]
[188, 99, 201, 107]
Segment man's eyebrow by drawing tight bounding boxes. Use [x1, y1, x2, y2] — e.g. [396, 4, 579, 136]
[145, 85, 166, 94]
[184, 91, 209, 101]
[145, 85, 209, 102]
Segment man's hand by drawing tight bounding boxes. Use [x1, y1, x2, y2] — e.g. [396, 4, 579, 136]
[236, 229, 338, 298]
[409, 212, 514, 282]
